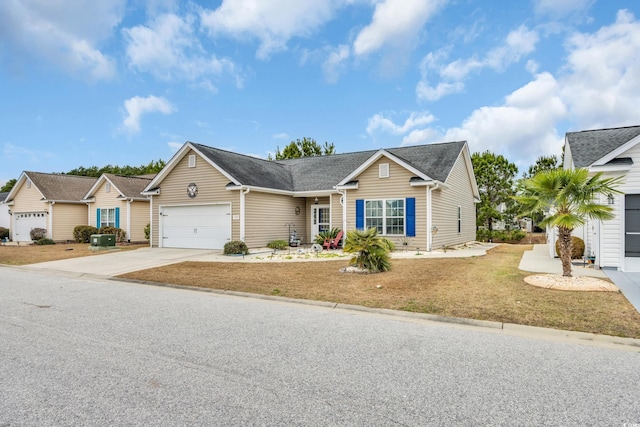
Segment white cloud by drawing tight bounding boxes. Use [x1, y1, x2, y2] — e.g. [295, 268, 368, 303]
[366, 111, 436, 139]
[167, 141, 183, 151]
[0, 0, 123, 80]
[122, 96, 176, 133]
[533, 0, 594, 19]
[322, 45, 350, 83]
[123, 13, 240, 88]
[559, 9, 640, 129]
[353, 0, 445, 57]
[417, 25, 539, 101]
[200, 1, 343, 59]
[273, 133, 290, 140]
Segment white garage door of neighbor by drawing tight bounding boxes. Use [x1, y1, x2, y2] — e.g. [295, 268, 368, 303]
[161, 204, 231, 249]
[14, 212, 47, 242]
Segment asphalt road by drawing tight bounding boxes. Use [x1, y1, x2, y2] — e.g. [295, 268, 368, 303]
[1, 268, 640, 426]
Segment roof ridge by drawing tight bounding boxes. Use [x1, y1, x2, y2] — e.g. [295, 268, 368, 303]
[566, 124, 640, 135]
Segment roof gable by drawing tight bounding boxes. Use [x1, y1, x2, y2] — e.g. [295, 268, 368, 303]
[85, 173, 154, 200]
[566, 125, 640, 168]
[7, 171, 96, 203]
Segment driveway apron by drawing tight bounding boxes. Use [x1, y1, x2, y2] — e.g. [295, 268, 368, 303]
[603, 269, 640, 313]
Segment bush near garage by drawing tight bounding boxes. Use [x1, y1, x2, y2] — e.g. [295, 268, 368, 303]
[34, 238, 55, 245]
[224, 240, 249, 255]
[267, 240, 288, 250]
[555, 236, 585, 259]
[144, 223, 150, 241]
[0, 227, 9, 240]
[73, 225, 99, 243]
[30, 228, 47, 241]
[98, 226, 127, 243]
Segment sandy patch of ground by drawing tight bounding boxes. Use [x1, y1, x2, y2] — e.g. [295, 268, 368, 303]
[524, 274, 619, 292]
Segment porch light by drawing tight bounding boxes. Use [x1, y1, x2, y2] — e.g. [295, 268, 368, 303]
[607, 194, 614, 205]
[314, 196, 318, 205]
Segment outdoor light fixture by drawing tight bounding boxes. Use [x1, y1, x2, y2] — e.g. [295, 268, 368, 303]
[607, 194, 614, 205]
[314, 196, 319, 204]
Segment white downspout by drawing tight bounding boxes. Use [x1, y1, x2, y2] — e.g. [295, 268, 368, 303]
[336, 189, 347, 233]
[240, 187, 250, 241]
[149, 196, 153, 248]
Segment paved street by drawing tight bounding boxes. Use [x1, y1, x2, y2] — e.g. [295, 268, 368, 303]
[1, 268, 640, 426]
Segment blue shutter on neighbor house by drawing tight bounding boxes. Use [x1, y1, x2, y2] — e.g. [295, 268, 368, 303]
[406, 197, 416, 237]
[356, 199, 364, 229]
[115, 207, 120, 228]
[96, 209, 101, 228]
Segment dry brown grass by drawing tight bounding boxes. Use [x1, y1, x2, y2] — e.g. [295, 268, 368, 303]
[120, 245, 640, 338]
[0, 242, 146, 265]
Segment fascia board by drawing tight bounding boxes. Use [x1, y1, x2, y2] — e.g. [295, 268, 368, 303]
[592, 133, 640, 166]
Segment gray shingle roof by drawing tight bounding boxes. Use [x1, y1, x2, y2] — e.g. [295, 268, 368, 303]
[191, 140, 466, 192]
[103, 174, 154, 198]
[566, 125, 640, 167]
[0, 192, 8, 203]
[26, 172, 97, 201]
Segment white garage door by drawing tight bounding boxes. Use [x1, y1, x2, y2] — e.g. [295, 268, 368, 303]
[161, 204, 231, 249]
[14, 212, 47, 242]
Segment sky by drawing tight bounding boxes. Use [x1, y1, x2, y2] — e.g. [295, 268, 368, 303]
[2, 0, 640, 188]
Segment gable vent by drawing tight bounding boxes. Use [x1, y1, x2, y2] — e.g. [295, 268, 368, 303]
[105, 182, 111, 193]
[379, 163, 390, 178]
[188, 155, 196, 168]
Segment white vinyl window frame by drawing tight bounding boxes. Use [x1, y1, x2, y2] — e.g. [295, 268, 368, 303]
[100, 208, 116, 228]
[365, 198, 405, 236]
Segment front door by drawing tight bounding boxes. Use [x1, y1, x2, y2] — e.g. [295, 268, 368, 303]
[311, 205, 330, 240]
[625, 194, 640, 270]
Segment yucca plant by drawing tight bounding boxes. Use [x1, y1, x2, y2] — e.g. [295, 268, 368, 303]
[343, 228, 395, 273]
[314, 227, 341, 245]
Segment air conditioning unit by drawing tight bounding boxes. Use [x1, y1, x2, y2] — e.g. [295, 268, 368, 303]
[90, 234, 116, 247]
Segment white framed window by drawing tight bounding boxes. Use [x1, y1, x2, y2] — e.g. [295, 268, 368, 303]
[379, 163, 389, 178]
[105, 182, 111, 193]
[365, 199, 404, 235]
[188, 154, 196, 168]
[100, 208, 116, 228]
[457, 206, 462, 233]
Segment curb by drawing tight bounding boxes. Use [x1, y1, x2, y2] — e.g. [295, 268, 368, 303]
[113, 276, 640, 352]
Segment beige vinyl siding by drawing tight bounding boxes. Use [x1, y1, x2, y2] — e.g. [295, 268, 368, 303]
[431, 151, 476, 247]
[89, 181, 124, 228]
[51, 203, 88, 241]
[345, 157, 427, 248]
[244, 191, 307, 247]
[150, 149, 240, 247]
[13, 179, 48, 213]
[129, 201, 149, 242]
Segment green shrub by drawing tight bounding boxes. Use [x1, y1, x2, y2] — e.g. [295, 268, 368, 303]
[224, 240, 249, 255]
[73, 225, 99, 243]
[144, 223, 150, 241]
[99, 226, 127, 243]
[267, 240, 288, 250]
[0, 227, 9, 240]
[315, 227, 341, 245]
[30, 228, 47, 241]
[555, 235, 585, 259]
[343, 228, 395, 273]
[34, 238, 55, 245]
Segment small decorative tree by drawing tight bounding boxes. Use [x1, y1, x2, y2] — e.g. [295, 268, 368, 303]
[343, 228, 395, 273]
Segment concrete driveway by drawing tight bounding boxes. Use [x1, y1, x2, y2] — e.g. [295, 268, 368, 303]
[26, 248, 224, 277]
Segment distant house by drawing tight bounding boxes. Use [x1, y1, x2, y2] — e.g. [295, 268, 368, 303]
[143, 140, 480, 250]
[83, 173, 153, 242]
[5, 172, 96, 242]
[0, 192, 9, 230]
[563, 125, 640, 271]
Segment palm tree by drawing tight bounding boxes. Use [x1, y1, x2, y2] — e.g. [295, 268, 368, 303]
[343, 228, 395, 273]
[515, 168, 622, 277]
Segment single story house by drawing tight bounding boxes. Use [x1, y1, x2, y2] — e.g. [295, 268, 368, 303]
[5, 171, 97, 242]
[83, 173, 154, 242]
[0, 191, 9, 230]
[563, 125, 640, 271]
[143, 140, 480, 250]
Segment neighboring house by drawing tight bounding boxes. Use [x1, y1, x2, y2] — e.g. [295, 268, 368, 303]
[563, 125, 640, 271]
[142, 140, 480, 250]
[0, 192, 9, 230]
[83, 173, 154, 242]
[5, 172, 96, 242]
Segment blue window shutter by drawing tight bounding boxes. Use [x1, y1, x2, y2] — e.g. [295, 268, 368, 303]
[115, 207, 120, 228]
[406, 197, 415, 237]
[356, 199, 364, 229]
[96, 209, 101, 228]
